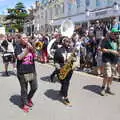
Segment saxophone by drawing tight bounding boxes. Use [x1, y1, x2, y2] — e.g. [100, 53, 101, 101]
[58, 51, 76, 80]
[58, 19, 75, 80]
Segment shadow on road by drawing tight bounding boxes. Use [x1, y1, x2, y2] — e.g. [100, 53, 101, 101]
[9, 95, 22, 108]
[44, 89, 61, 100]
[40, 76, 50, 82]
[0, 71, 16, 77]
[40, 75, 59, 83]
[83, 85, 102, 95]
[44, 89, 63, 104]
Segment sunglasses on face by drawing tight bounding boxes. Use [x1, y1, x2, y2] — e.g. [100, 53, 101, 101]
[65, 40, 71, 43]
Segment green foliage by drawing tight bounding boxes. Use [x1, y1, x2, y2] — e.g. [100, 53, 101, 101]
[15, 2, 25, 10]
[5, 2, 28, 33]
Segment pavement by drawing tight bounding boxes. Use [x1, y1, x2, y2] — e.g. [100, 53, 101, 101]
[0, 55, 120, 120]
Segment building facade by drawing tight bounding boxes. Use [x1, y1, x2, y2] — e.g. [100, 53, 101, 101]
[27, 0, 65, 34]
[24, 0, 120, 34]
[53, 0, 120, 26]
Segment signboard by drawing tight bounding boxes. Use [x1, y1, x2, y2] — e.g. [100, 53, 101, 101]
[95, 10, 107, 16]
[0, 27, 5, 35]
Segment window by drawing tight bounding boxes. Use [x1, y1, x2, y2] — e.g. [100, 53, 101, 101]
[85, 0, 90, 7]
[76, 0, 81, 8]
[60, 3, 64, 14]
[41, 12, 43, 18]
[55, 5, 59, 16]
[68, 2, 72, 15]
[107, 0, 114, 6]
[96, 0, 101, 8]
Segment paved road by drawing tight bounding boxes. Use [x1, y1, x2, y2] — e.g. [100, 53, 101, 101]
[0, 56, 120, 120]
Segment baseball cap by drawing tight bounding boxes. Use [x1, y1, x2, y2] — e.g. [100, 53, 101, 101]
[111, 28, 119, 33]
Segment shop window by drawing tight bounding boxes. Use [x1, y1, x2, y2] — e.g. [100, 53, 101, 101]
[60, 3, 64, 14]
[107, 0, 114, 6]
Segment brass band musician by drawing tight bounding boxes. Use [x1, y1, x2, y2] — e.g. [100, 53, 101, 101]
[50, 36, 78, 105]
[14, 34, 38, 112]
[50, 19, 79, 105]
[1, 34, 16, 76]
[35, 34, 49, 63]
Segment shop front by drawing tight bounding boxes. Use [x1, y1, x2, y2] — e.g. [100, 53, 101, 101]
[52, 5, 120, 32]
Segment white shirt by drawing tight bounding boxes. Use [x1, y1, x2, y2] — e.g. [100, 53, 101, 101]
[7, 40, 14, 52]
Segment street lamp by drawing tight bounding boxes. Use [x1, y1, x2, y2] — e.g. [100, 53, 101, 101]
[86, 8, 90, 17]
[85, 8, 90, 30]
[49, 19, 54, 32]
[113, 2, 119, 11]
[32, 20, 35, 34]
[112, 2, 120, 22]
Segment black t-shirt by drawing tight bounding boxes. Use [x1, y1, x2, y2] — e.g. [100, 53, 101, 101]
[15, 43, 36, 74]
[54, 47, 72, 67]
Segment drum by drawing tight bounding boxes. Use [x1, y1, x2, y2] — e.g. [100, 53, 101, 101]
[2, 52, 14, 63]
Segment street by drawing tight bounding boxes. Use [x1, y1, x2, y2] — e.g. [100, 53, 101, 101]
[0, 56, 120, 120]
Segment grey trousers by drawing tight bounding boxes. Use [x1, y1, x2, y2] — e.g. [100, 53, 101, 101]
[17, 73, 38, 106]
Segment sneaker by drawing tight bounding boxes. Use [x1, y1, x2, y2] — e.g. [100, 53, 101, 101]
[62, 98, 71, 105]
[27, 99, 33, 107]
[21, 105, 30, 113]
[100, 89, 106, 96]
[105, 88, 115, 95]
[3, 71, 9, 76]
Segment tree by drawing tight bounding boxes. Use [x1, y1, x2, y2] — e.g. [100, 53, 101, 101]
[6, 2, 28, 32]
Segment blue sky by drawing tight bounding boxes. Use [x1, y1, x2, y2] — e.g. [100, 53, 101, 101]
[0, 0, 38, 15]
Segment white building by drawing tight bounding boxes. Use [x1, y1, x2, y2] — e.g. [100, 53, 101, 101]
[53, 0, 120, 26]
[31, 0, 64, 33]
[24, 1, 40, 35]
[25, 0, 120, 34]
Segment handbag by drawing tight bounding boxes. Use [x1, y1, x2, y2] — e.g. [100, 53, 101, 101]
[24, 73, 36, 82]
